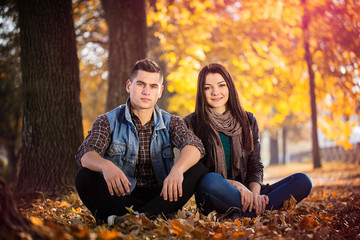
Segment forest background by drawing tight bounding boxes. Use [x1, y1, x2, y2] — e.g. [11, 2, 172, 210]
[0, 0, 360, 239]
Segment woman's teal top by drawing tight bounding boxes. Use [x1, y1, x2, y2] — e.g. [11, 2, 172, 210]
[219, 132, 232, 179]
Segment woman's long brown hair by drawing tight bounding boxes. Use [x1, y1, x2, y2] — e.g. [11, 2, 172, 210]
[194, 63, 254, 152]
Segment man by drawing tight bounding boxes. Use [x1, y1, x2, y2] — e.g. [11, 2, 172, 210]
[75, 59, 206, 225]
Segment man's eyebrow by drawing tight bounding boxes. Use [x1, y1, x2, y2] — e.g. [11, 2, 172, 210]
[136, 80, 160, 86]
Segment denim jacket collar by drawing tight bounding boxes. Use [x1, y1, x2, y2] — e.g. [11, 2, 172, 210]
[124, 98, 166, 132]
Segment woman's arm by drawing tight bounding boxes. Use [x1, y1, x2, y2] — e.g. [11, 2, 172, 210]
[245, 112, 264, 187]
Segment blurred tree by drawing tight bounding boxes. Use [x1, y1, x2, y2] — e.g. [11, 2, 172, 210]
[73, 0, 108, 135]
[0, 1, 22, 182]
[302, 0, 321, 168]
[149, 0, 360, 166]
[15, 0, 83, 196]
[102, 0, 147, 111]
[307, 0, 360, 149]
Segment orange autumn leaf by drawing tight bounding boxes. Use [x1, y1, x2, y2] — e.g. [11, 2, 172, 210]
[30, 216, 43, 226]
[213, 233, 223, 238]
[97, 231, 119, 240]
[234, 218, 241, 227]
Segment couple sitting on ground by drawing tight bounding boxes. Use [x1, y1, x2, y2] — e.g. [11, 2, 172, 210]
[75, 59, 312, 225]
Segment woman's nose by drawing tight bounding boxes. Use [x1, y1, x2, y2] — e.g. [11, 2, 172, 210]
[211, 87, 219, 95]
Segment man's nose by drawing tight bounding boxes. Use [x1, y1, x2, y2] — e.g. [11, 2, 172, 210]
[142, 85, 150, 95]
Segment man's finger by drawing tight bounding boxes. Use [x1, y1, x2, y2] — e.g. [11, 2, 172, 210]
[121, 178, 131, 193]
[162, 183, 168, 200]
[168, 182, 173, 201]
[107, 182, 114, 196]
[178, 182, 183, 198]
[115, 180, 125, 196]
[172, 183, 178, 201]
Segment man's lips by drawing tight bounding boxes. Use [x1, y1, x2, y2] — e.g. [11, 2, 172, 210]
[141, 98, 151, 102]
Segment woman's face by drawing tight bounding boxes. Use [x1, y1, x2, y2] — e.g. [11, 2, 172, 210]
[204, 73, 229, 114]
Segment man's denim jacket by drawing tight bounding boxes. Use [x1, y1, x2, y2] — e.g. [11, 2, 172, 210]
[103, 100, 174, 192]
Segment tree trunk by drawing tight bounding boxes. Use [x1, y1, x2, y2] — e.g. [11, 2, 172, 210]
[5, 142, 20, 183]
[282, 127, 287, 164]
[102, 0, 147, 111]
[270, 130, 279, 165]
[302, 0, 322, 169]
[0, 177, 47, 239]
[16, 0, 83, 197]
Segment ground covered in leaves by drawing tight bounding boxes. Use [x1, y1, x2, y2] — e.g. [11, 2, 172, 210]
[17, 162, 360, 239]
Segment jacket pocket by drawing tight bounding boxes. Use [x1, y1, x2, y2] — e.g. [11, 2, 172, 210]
[161, 145, 174, 159]
[106, 141, 126, 157]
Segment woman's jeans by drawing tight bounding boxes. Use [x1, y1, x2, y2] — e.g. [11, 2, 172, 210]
[195, 172, 312, 218]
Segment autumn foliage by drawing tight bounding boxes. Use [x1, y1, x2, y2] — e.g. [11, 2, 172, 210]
[8, 162, 359, 239]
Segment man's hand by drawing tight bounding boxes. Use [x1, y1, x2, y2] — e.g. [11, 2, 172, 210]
[160, 168, 184, 202]
[102, 161, 131, 197]
[252, 194, 269, 215]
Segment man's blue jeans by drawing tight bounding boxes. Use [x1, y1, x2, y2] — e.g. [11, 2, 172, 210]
[195, 172, 312, 218]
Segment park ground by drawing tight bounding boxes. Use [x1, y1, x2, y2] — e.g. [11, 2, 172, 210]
[17, 161, 360, 239]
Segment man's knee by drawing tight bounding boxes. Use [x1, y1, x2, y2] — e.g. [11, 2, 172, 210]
[184, 161, 207, 180]
[75, 167, 100, 192]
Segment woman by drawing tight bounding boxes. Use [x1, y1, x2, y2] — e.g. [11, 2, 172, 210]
[184, 63, 312, 218]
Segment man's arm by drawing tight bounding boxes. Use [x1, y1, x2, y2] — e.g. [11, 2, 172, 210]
[81, 151, 131, 196]
[161, 115, 205, 202]
[160, 145, 201, 201]
[75, 115, 131, 197]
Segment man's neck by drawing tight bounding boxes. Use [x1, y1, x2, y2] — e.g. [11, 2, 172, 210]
[132, 108, 154, 126]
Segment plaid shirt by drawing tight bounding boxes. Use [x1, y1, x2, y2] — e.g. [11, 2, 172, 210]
[75, 110, 205, 188]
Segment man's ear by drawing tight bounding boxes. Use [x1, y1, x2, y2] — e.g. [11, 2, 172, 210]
[126, 79, 131, 93]
[158, 85, 164, 99]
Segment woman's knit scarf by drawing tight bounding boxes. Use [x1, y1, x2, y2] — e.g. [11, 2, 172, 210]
[206, 108, 243, 179]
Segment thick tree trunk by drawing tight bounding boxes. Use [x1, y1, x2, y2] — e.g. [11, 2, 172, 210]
[16, 0, 83, 197]
[102, 0, 147, 111]
[302, 0, 322, 169]
[270, 130, 279, 165]
[5, 142, 20, 182]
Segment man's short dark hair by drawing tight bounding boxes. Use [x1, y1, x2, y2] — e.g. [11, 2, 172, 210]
[130, 59, 163, 83]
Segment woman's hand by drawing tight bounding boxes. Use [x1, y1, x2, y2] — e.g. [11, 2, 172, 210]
[228, 180, 254, 212]
[252, 194, 269, 215]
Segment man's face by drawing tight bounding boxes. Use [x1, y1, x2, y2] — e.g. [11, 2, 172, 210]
[126, 70, 163, 111]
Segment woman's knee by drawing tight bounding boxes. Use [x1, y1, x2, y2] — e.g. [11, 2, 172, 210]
[196, 172, 226, 195]
[293, 172, 312, 195]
